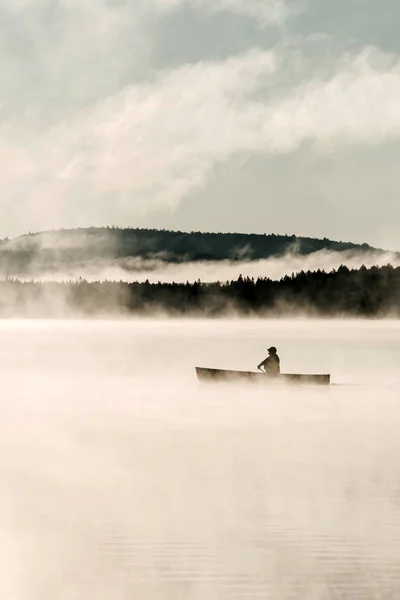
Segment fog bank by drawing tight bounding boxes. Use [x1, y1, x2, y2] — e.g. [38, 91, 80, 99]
[12, 249, 400, 284]
[1, 319, 400, 598]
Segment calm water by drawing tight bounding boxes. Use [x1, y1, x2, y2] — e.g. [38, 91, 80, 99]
[0, 319, 400, 599]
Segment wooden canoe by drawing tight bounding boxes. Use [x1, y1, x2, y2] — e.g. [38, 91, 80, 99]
[195, 367, 330, 386]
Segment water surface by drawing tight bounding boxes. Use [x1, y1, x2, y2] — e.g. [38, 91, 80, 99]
[0, 319, 399, 599]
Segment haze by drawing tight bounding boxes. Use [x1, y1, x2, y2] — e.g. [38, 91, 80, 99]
[2, 318, 400, 598]
[15, 248, 400, 284]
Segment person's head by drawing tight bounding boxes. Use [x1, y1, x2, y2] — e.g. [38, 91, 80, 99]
[268, 346, 277, 355]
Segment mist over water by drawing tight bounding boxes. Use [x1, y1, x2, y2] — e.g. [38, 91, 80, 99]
[1, 318, 400, 599]
[13, 249, 400, 284]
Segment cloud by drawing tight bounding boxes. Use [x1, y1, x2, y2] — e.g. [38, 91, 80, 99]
[154, 0, 290, 25]
[0, 0, 289, 138]
[0, 49, 278, 230]
[0, 2, 151, 128]
[0, 1, 399, 238]
[2, 45, 400, 234]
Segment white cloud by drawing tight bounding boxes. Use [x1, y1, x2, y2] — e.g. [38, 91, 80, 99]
[0, 0, 289, 130]
[2, 46, 400, 234]
[0, 1, 399, 239]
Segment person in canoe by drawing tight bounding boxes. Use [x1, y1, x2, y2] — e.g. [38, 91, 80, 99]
[257, 346, 280, 376]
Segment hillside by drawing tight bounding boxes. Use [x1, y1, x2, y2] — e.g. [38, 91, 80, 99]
[0, 227, 393, 277]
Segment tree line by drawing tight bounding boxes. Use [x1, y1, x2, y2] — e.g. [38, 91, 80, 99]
[0, 264, 399, 317]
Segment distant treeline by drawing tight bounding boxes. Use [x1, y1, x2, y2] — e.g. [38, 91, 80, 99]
[1, 264, 399, 317]
[0, 227, 388, 276]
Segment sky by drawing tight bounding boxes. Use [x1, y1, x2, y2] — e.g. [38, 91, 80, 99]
[1, 0, 400, 249]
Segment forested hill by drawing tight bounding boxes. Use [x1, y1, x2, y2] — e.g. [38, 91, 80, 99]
[0, 227, 392, 275]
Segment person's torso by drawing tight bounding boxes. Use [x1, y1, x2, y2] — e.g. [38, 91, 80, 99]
[265, 354, 280, 373]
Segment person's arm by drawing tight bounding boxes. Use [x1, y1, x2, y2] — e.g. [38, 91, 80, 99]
[257, 357, 268, 371]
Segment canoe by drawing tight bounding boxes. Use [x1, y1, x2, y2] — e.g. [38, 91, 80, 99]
[195, 367, 330, 386]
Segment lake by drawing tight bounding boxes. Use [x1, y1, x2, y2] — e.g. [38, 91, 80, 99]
[0, 318, 399, 599]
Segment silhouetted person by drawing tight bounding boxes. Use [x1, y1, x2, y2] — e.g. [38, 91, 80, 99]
[258, 346, 280, 376]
